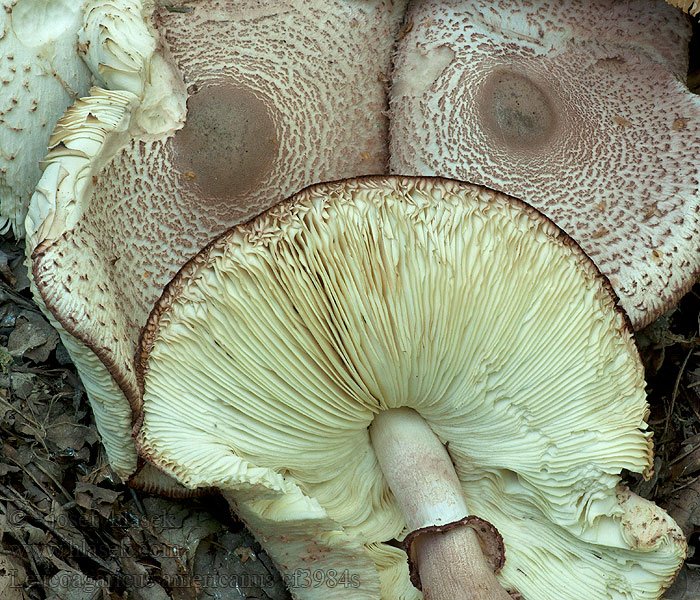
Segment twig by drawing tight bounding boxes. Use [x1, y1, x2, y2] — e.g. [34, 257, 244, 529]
[10, 455, 72, 506]
[0, 396, 50, 456]
[0, 280, 40, 313]
[11, 365, 75, 377]
[669, 472, 700, 496]
[662, 347, 695, 442]
[0, 395, 45, 434]
[669, 441, 700, 466]
[0, 482, 122, 579]
[129, 488, 146, 516]
[6, 455, 63, 508]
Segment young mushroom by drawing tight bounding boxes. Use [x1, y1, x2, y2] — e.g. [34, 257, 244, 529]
[136, 176, 685, 599]
[389, 0, 700, 329]
[0, 0, 92, 237]
[25, 0, 407, 483]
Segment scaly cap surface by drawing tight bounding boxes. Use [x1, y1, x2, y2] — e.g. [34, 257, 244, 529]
[26, 0, 407, 480]
[390, 0, 700, 329]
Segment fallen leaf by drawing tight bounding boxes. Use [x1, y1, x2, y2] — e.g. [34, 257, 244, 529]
[666, 477, 700, 537]
[74, 483, 121, 519]
[7, 312, 58, 363]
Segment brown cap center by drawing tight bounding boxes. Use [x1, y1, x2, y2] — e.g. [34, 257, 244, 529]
[171, 84, 278, 200]
[477, 70, 557, 153]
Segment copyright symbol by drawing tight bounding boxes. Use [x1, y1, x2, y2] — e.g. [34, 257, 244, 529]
[8, 509, 25, 526]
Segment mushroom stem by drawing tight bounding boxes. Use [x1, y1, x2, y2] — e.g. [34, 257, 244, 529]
[370, 408, 511, 600]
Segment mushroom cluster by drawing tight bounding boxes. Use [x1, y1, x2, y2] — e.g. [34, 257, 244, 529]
[15, 0, 697, 597]
[136, 176, 686, 599]
[25, 0, 406, 484]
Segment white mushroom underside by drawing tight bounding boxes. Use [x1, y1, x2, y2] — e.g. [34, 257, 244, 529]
[140, 178, 683, 599]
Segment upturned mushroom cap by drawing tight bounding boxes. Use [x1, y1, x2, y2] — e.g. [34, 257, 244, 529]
[25, 0, 406, 481]
[25, 89, 142, 477]
[389, 0, 700, 329]
[0, 0, 93, 237]
[136, 176, 685, 599]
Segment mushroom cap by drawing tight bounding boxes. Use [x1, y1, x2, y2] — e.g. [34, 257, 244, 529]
[136, 176, 685, 599]
[25, 0, 407, 480]
[0, 0, 93, 237]
[389, 0, 700, 329]
[26, 89, 141, 478]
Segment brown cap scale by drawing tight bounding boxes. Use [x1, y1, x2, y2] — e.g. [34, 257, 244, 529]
[25, 0, 407, 481]
[390, 0, 700, 329]
[136, 176, 685, 599]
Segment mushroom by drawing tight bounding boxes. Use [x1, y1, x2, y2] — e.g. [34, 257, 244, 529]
[0, 0, 93, 237]
[135, 176, 686, 599]
[25, 0, 407, 483]
[389, 0, 700, 329]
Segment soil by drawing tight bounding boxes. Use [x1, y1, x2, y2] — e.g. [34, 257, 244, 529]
[1, 12, 699, 600]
